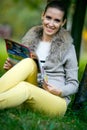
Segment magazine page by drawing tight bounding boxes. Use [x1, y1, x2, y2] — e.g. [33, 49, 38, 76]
[5, 39, 30, 65]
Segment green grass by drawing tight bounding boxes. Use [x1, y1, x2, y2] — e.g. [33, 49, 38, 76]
[0, 39, 87, 130]
[0, 38, 8, 77]
[0, 107, 87, 130]
[79, 53, 87, 81]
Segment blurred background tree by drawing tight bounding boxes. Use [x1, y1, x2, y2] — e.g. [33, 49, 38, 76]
[0, 0, 46, 39]
[71, 0, 87, 62]
[0, 0, 87, 63]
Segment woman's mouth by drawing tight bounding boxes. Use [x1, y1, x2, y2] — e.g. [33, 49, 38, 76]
[46, 27, 54, 33]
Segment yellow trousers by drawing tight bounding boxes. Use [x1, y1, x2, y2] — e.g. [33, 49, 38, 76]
[0, 58, 67, 116]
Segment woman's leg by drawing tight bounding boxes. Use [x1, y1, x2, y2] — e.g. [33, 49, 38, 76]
[0, 58, 38, 93]
[0, 81, 30, 109]
[0, 81, 67, 117]
[25, 83, 67, 117]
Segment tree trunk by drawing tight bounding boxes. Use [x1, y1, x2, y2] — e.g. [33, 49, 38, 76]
[71, 0, 87, 63]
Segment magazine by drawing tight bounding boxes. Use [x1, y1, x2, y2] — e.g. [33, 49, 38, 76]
[4, 38, 31, 65]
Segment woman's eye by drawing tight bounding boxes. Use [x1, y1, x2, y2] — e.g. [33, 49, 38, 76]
[46, 16, 51, 20]
[55, 19, 61, 23]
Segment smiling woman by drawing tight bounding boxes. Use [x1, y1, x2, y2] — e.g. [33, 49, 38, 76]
[0, 1, 78, 117]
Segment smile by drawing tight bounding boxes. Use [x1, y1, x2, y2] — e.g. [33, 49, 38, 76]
[46, 27, 55, 32]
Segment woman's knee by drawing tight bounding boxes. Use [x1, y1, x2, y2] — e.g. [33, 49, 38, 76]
[21, 58, 34, 65]
[21, 58, 37, 70]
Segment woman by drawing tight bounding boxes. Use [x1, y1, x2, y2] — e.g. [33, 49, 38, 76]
[0, 1, 78, 117]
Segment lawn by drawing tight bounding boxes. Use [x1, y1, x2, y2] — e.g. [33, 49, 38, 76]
[0, 38, 87, 130]
[0, 38, 8, 77]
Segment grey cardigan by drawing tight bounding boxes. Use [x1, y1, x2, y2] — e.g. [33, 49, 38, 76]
[22, 25, 79, 105]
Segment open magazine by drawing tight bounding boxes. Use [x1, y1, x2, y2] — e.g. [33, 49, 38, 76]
[4, 38, 31, 65]
[4, 38, 40, 72]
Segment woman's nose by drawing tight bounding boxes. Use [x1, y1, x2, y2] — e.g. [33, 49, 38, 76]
[48, 20, 54, 26]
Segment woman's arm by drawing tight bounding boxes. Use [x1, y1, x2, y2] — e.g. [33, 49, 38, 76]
[61, 45, 79, 97]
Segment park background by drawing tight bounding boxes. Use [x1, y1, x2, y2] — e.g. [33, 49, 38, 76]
[0, 0, 87, 130]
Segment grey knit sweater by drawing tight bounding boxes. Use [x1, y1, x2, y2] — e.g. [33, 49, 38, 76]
[22, 25, 79, 105]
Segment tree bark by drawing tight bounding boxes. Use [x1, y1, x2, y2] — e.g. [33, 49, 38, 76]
[71, 0, 87, 63]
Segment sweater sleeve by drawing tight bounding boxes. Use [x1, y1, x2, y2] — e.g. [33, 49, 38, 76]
[61, 45, 79, 97]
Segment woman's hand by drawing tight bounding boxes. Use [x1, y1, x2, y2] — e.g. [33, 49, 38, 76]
[30, 52, 40, 71]
[43, 80, 62, 96]
[3, 58, 13, 70]
[30, 52, 38, 60]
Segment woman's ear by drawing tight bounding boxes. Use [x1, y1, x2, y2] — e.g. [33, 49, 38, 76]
[61, 19, 66, 27]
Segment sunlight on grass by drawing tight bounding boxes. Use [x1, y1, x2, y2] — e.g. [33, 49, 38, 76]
[0, 38, 8, 76]
[79, 52, 87, 81]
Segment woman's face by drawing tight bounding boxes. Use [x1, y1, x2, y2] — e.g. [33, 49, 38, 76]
[42, 7, 65, 40]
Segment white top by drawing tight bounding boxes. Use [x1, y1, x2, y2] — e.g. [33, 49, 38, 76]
[36, 41, 51, 61]
[36, 41, 51, 78]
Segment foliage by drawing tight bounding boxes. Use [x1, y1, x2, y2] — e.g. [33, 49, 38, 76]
[0, 0, 46, 39]
[13, 0, 47, 10]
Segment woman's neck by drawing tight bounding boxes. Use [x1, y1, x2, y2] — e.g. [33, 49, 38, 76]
[42, 34, 52, 42]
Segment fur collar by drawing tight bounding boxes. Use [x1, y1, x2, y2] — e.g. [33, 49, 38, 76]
[23, 25, 73, 63]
